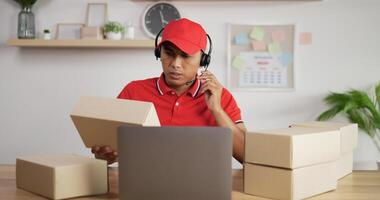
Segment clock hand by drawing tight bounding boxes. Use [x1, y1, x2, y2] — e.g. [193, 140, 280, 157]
[159, 11, 165, 24]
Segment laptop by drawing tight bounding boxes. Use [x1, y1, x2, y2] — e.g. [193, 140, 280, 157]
[117, 126, 232, 200]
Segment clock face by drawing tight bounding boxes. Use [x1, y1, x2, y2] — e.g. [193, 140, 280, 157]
[143, 2, 181, 38]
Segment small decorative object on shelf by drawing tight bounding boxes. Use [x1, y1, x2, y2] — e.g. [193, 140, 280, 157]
[104, 21, 124, 40]
[124, 20, 135, 40]
[42, 29, 51, 40]
[80, 27, 102, 40]
[13, 0, 39, 39]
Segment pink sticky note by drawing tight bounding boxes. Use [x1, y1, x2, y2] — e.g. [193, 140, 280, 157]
[299, 32, 312, 45]
[271, 30, 285, 43]
[251, 41, 267, 51]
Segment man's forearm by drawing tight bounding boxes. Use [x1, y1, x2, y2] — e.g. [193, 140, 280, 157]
[211, 109, 245, 163]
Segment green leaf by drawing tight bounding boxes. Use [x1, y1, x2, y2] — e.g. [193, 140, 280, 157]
[317, 106, 344, 121]
[346, 109, 376, 137]
[318, 84, 380, 139]
[13, 0, 38, 8]
[375, 82, 380, 110]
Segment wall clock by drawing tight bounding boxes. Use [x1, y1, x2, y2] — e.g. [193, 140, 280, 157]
[142, 2, 181, 38]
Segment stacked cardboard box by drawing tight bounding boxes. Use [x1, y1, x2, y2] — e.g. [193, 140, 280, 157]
[70, 96, 161, 150]
[290, 121, 358, 179]
[16, 155, 108, 199]
[244, 126, 342, 200]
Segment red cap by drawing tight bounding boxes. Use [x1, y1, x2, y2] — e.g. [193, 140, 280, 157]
[158, 18, 207, 55]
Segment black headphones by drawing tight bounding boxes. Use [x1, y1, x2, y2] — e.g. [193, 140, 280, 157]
[154, 28, 213, 69]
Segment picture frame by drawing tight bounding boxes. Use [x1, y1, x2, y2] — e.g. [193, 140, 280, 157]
[55, 23, 84, 40]
[227, 23, 296, 92]
[85, 3, 108, 27]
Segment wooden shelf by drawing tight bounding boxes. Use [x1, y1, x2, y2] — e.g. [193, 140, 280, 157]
[7, 39, 155, 48]
[132, 0, 321, 1]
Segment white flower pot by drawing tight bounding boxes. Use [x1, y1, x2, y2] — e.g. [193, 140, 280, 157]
[106, 32, 122, 40]
[43, 33, 51, 40]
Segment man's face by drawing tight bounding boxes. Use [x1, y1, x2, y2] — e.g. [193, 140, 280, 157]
[160, 42, 201, 87]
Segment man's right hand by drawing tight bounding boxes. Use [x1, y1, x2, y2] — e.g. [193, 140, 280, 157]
[91, 145, 118, 165]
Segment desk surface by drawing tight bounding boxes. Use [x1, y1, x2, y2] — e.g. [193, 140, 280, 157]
[1, 165, 380, 200]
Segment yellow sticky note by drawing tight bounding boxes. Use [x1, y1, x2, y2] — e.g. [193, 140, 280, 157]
[249, 27, 265, 41]
[232, 55, 246, 70]
[268, 42, 281, 54]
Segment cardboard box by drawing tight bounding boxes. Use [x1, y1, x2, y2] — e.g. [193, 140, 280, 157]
[290, 121, 358, 154]
[70, 96, 160, 150]
[16, 155, 108, 200]
[244, 162, 337, 200]
[336, 152, 353, 180]
[80, 26, 102, 40]
[245, 127, 340, 169]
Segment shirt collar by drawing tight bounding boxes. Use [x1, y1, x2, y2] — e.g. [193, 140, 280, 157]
[156, 73, 201, 98]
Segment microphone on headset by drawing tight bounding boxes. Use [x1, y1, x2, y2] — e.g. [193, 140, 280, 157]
[185, 79, 195, 85]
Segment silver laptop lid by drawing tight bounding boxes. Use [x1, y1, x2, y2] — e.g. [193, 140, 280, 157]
[117, 126, 232, 200]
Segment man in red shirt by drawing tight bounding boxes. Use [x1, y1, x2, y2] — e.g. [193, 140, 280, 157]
[92, 18, 246, 164]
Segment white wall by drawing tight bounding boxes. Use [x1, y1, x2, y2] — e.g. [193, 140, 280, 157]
[1, 0, 379, 169]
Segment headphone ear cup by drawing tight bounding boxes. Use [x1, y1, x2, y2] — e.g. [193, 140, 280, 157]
[154, 47, 161, 59]
[200, 53, 211, 67]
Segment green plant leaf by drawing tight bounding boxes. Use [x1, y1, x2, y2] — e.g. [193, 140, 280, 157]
[317, 84, 380, 140]
[13, 0, 38, 8]
[375, 82, 380, 111]
[349, 89, 380, 128]
[317, 106, 344, 121]
[346, 109, 376, 137]
[104, 21, 125, 33]
[324, 92, 350, 106]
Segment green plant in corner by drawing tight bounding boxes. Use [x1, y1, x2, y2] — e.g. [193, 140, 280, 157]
[13, 0, 38, 8]
[317, 83, 380, 152]
[104, 21, 125, 33]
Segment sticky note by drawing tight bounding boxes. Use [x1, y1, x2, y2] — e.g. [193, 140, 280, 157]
[249, 27, 265, 41]
[251, 41, 267, 51]
[234, 32, 249, 45]
[299, 32, 312, 45]
[279, 53, 293, 67]
[232, 55, 246, 70]
[268, 42, 282, 54]
[271, 30, 285, 43]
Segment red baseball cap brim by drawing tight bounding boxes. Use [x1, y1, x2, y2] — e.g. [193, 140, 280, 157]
[158, 37, 203, 56]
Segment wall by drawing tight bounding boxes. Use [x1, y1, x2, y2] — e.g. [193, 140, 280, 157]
[1, 0, 379, 169]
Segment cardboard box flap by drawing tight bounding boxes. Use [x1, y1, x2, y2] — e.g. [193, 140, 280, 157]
[143, 105, 161, 126]
[71, 96, 158, 125]
[70, 96, 161, 150]
[290, 121, 358, 154]
[245, 127, 340, 169]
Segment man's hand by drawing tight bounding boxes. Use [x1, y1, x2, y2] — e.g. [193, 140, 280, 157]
[199, 71, 223, 113]
[91, 145, 118, 165]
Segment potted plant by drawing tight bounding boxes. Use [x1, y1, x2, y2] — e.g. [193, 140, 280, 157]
[317, 83, 380, 169]
[104, 21, 125, 40]
[13, 0, 39, 39]
[43, 29, 51, 40]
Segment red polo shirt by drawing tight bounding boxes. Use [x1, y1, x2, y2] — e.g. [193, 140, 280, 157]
[117, 73, 243, 126]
